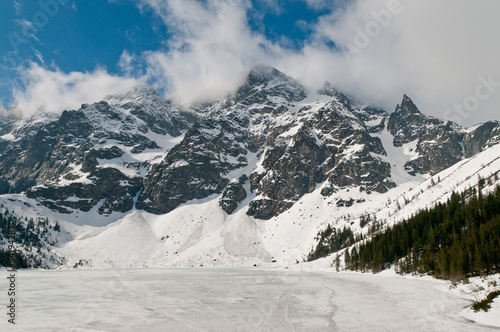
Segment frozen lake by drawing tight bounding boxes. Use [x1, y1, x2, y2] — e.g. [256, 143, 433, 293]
[1, 268, 497, 331]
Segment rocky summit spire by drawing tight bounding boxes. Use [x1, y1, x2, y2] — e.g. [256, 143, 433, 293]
[398, 94, 421, 115]
[233, 65, 307, 105]
[387, 94, 432, 147]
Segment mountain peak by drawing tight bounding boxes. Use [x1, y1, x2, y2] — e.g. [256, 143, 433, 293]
[234, 65, 307, 104]
[248, 64, 280, 75]
[317, 81, 338, 97]
[244, 65, 296, 88]
[105, 85, 160, 103]
[397, 94, 421, 115]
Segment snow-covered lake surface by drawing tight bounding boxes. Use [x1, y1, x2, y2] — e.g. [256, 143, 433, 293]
[2, 268, 499, 331]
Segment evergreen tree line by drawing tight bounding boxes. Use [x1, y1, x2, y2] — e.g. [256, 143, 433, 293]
[0, 248, 29, 268]
[307, 225, 360, 261]
[344, 183, 500, 280]
[307, 217, 384, 262]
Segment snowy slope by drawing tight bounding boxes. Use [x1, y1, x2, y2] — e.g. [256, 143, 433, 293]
[0, 67, 499, 272]
[7, 135, 492, 270]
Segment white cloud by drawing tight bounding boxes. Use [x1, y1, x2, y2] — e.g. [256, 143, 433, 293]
[278, 0, 500, 126]
[12, 63, 141, 117]
[13, 1, 23, 16]
[118, 50, 137, 76]
[254, 0, 284, 14]
[10, 0, 500, 126]
[137, 0, 500, 125]
[138, 0, 284, 104]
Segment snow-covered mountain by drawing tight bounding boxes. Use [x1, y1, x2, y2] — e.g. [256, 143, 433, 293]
[0, 86, 196, 216]
[0, 66, 499, 268]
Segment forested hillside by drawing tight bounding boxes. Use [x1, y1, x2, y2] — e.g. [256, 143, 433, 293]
[342, 180, 500, 280]
[0, 207, 63, 269]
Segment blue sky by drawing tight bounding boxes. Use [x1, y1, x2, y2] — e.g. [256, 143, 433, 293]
[0, 0, 331, 106]
[1, 0, 499, 127]
[0, 1, 165, 104]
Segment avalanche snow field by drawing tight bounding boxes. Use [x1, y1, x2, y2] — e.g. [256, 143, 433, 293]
[1, 268, 497, 331]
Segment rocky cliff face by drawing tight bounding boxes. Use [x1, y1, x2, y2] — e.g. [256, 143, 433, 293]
[0, 67, 499, 220]
[139, 68, 398, 219]
[388, 95, 500, 175]
[0, 86, 197, 215]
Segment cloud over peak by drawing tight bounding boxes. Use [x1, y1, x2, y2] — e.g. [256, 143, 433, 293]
[139, 0, 285, 104]
[8, 0, 500, 126]
[13, 63, 140, 117]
